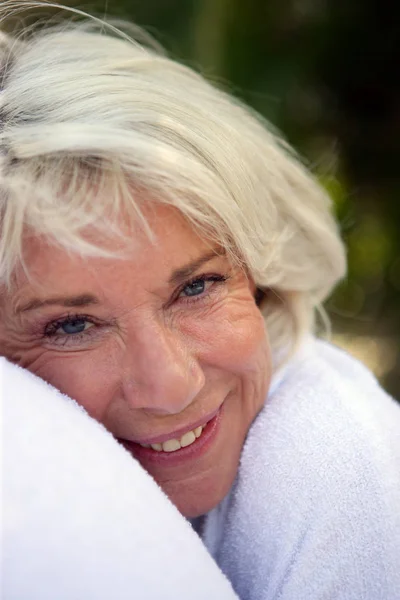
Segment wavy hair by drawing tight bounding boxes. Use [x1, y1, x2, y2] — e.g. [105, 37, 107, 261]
[0, 2, 346, 368]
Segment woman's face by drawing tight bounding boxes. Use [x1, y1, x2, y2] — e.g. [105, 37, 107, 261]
[0, 205, 271, 517]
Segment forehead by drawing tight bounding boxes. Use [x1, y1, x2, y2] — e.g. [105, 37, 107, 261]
[10, 205, 218, 303]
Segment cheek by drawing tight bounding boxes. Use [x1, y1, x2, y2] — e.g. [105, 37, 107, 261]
[25, 350, 121, 420]
[189, 300, 270, 375]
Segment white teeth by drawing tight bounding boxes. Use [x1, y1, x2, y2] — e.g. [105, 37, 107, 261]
[180, 430, 196, 447]
[162, 439, 181, 452]
[150, 443, 162, 451]
[140, 424, 206, 453]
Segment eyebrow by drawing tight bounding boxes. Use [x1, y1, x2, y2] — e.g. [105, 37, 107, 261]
[16, 249, 223, 314]
[16, 294, 99, 314]
[168, 248, 223, 286]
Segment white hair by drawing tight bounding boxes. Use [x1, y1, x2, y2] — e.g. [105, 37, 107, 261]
[0, 2, 346, 368]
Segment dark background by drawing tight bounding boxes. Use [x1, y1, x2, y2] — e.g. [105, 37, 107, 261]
[5, 0, 400, 397]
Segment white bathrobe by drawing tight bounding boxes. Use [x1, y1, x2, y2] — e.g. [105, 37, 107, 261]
[1, 357, 238, 600]
[194, 339, 400, 599]
[2, 338, 400, 599]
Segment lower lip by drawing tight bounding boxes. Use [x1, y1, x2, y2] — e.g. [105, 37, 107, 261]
[120, 406, 223, 467]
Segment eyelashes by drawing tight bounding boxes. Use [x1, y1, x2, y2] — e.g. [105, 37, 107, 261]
[44, 316, 95, 337]
[42, 273, 229, 347]
[43, 314, 104, 347]
[174, 274, 228, 304]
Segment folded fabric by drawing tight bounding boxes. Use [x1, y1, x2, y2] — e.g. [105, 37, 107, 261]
[198, 339, 400, 599]
[1, 357, 238, 600]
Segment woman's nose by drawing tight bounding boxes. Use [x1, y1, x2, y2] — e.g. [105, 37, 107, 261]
[122, 321, 205, 414]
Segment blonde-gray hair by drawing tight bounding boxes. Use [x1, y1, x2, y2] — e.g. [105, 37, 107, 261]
[0, 2, 346, 368]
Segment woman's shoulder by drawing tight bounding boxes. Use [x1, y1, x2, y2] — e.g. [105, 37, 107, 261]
[262, 336, 400, 453]
[244, 337, 400, 506]
[202, 338, 400, 599]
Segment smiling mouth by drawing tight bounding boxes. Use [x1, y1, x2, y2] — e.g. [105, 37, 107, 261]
[118, 408, 221, 456]
[138, 423, 206, 453]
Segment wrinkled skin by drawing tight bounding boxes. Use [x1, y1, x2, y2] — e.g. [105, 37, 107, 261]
[0, 205, 271, 517]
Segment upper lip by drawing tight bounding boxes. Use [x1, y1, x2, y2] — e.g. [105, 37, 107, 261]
[119, 405, 221, 446]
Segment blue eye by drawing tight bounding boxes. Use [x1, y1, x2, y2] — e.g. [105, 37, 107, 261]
[182, 279, 206, 297]
[43, 314, 100, 347]
[59, 318, 91, 335]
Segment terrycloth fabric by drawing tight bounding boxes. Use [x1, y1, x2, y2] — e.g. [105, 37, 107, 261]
[1, 357, 238, 600]
[197, 339, 400, 600]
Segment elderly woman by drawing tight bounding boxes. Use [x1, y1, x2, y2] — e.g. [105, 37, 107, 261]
[1, 4, 399, 599]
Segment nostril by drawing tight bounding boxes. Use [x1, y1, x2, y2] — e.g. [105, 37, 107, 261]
[123, 360, 204, 414]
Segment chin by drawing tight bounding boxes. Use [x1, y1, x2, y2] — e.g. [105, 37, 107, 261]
[171, 490, 229, 519]
[162, 466, 238, 519]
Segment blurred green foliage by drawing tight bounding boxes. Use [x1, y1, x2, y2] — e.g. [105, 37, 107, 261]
[6, 0, 400, 396]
